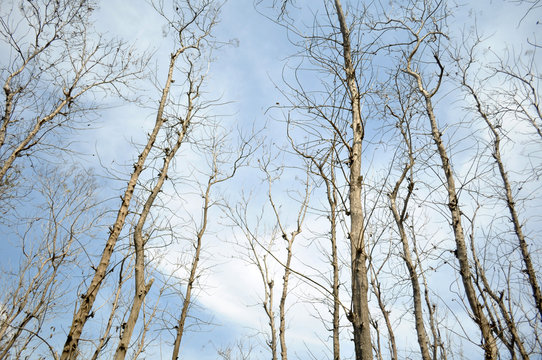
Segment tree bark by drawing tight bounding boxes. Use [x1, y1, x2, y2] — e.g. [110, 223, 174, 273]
[333, 1, 372, 359]
[387, 118, 432, 360]
[322, 155, 341, 360]
[171, 175, 211, 360]
[60, 47, 184, 360]
[114, 57, 196, 359]
[465, 80, 542, 323]
[405, 50, 498, 359]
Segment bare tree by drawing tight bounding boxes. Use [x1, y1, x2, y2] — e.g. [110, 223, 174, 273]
[331, 4, 373, 357]
[0, 166, 98, 360]
[216, 339, 256, 360]
[3, 0, 540, 359]
[456, 44, 542, 326]
[227, 154, 310, 360]
[368, 258, 396, 360]
[264, 0, 375, 356]
[267, 166, 310, 360]
[90, 257, 132, 360]
[397, 1, 499, 357]
[114, 44, 201, 360]
[170, 126, 252, 360]
[60, 1, 218, 358]
[0, 0, 144, 197]
[413, 235, 447, 360]
[231, 197, 279, 360]
[385, 74, 432, 360]
[286, 130, 344, 360]
[442, 38, 542, 358]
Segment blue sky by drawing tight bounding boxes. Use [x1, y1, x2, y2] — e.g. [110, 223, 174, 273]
[1, 0, 541, 359]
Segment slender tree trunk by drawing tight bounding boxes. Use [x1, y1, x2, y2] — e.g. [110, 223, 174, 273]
[333, 1, 372, 359]
[414, 234, 447, 360]
[278, 236, 294, 360]
[271, 200, 303, 360]
[405, 54, 498, 358]
[113, 228, 153, 360]
[466, 82, 542, 322]
[266, 267, 278, 360]
[244, 221, 277, 360]
[266, 169, 308, 360]
[370, 274, 397, 360]
[133, 298, 159, 359]
[389, 194, 432, 360]
[170, 230, 201, 360]
[60, 47, 184, 360]
[171, 176, 212, 360]
[469, 226, 529, 360]
[91, 259, 128, 360]
[294, 138, 341, 360]
[425, 96, 497, 359]
[322, 156, 341, 360]
[114, 79, 194, 359]
[387, 120, 432, 360]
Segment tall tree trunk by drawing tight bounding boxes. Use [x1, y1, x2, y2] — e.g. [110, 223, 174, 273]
[387, 118, 432, 360]
[60, 47, 184, 360]
[171, 175, 212, 359]
[333, 1, 372, 359]
[323, 154, 341, 360]
[91, 259, 128, 360]
[465, 81, 542, 322]
[389, 193, 432, 360]
[405, 51, 498, 359]
[114, 66, 195, 358]
[114, 130, 188, 359]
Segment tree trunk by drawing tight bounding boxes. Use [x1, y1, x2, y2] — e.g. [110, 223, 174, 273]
[406, 57, 498, 358]
[467, 82, 542, 323]
[389, 193, 432, 360]
[278, 237, 293, 360]
[333, 1, 372, 359]
[387, 118, 432, 360]
[322, 156, 341, 360]
[60, 47, 183, 360]
[171, 176, 212, 359]
[115, 72, 194, 358]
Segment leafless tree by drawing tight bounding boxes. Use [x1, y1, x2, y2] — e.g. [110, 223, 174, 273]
[231, 196, 279, 360]
[413, 234, 448, 360]
[90, 257, 132, 360]
[384, 73, 433, 360]
[227, 153, 311, 360]
[0, 166, 99, 360]
[268, 166, 310, 360]
[169, 126, 252, 360]
[60, 1, 219, 358]
[395, 1, 499, 357]
[216, 339, 256, 360]
[286, 128, 346, 360]
[330, 5, 374, 356]
[451, 37, 542, 357]
[114, 41, 202, 360]
[3, 0, 540, 359]
[0, 0, 144, 199]
[263, 0, 377, 357]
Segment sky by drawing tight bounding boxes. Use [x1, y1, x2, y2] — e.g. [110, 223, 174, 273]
[1, 0, 541, 359]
